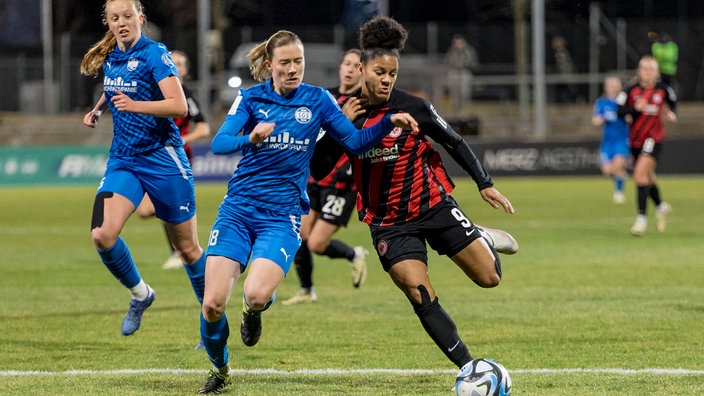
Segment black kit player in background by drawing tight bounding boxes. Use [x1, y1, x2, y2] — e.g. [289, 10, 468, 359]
[312, 16, 519, 373]
[282, 49, 370, 306]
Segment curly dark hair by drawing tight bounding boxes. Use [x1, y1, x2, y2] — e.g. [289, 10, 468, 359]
[358, 16, 408, 63]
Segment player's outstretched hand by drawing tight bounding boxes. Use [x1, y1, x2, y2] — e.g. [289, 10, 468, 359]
[390, 113, 419, 133]
[480, 187, 515, 214]
[250, 122, 275, 143]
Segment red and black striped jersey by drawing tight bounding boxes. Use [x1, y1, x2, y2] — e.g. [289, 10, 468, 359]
[617, 82, 677, 148]
[351, 89, 493, 226]
[307, 86, 356, 191]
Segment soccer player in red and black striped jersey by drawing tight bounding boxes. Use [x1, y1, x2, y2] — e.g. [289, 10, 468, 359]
[617, 56, 677, 236]
[283, 49, 370, 306]
[341, 16, 519, 374]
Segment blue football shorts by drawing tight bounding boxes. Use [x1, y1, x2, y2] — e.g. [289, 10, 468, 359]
[600, 140, 630, 164]
[206, 200, 302, 274]
[97, 146, 196, 224]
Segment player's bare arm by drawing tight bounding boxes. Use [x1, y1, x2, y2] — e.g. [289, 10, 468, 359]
[479, 187, 515, 214]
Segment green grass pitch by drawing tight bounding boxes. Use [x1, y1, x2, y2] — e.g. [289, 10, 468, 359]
[1, 175, 702, 395]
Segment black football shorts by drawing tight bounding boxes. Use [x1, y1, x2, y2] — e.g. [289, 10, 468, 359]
[369, 196, 481, 271]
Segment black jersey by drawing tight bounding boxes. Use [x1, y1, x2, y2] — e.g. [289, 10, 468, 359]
[351, 89, 493, 226]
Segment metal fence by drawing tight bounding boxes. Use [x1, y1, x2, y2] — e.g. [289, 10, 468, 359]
[2, 15, 703, 114]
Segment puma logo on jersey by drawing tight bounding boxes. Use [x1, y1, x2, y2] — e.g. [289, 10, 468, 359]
[280, 247, 291, 262]
[259, 108, 271, 118]
[179, 203, 190, 212]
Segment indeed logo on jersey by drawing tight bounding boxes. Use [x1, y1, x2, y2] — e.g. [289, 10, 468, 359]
[255, 131, 311, 152]
[359, 144, 400, 163]
[103, 76, 138, 93]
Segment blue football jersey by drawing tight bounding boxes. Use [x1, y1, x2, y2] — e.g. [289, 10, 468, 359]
[212, 80, 394, 215]
[593, 96, 629, 144]
[102, 35, 182, 157]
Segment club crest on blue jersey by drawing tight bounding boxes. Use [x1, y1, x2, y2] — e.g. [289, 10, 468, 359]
[127, 58, 139, 71]
[295, 107, 312, 124]
[162, 53, 175, 68]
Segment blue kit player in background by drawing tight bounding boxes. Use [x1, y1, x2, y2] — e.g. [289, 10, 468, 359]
[80, 0, 207, 338]
[136, 50, 212, 272]
[196, 30, 419, 394]
[592, 75, 630, 204]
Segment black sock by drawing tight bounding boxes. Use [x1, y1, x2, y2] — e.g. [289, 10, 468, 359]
[637, 185, 649, 215]
[293, 242, 313, 288]
[322, 239, 355, 261]
[649, 184, 662, 206]
[411, 285, 472, 368]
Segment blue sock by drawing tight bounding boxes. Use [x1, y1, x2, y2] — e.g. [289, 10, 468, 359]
[201, 313, 230, 369]
[184, 252, 205, 304]
[97, 237, 141, 288]
[615, 177, 624, 192]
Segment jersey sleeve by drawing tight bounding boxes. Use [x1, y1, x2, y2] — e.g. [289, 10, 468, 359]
[664, 84, 678, 113]
[419, 99, 494, 190]
[616, 86, 635, 118]
[149, 42, 178, 83]
[211, 90, 254, 154]
[320, 89, 394, 155]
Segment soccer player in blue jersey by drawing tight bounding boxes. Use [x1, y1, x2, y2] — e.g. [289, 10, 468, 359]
[196, 30, 418, 394]
[283, 48, 370, 306]
[592, 75, 630, 204]
[136, 50, 212, 272]
[80, 0, 207, 338]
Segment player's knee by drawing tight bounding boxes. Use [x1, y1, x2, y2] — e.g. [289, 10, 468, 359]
[91, 227, 118, 250]
[202, 298, 225, 322]
[173, 241, 201, 264]
[473, 272, 501, 288]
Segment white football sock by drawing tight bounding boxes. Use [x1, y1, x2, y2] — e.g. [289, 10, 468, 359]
[129, 280, 151, 301]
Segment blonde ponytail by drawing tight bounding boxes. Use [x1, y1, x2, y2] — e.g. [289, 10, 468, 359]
[247, 41, 269, 82]
[80, 31, 117, 77]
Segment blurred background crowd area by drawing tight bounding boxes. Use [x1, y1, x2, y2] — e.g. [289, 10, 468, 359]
[1, 0, 704, 144]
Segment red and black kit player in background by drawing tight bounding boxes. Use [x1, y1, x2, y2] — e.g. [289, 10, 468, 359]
[617, 55, 677, 236]
[282, 49, 371, 306]
[136, 50, 211, 271]
[313, 16, 519, 378]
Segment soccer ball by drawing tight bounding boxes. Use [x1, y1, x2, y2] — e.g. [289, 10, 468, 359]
[455, 358, 512, 396]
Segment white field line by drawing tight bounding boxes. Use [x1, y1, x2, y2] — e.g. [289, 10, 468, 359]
[1, 368, 704, 377]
